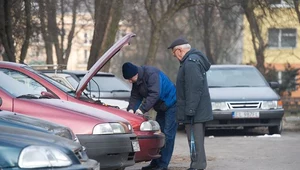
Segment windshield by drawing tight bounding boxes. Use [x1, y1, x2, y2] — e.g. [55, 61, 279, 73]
[207, 67, 268, 87]
[24, 66, 89, 98]
[0, 71, 40, 97]
[77, 75, 131, 92]
[24, 66, 74, 92]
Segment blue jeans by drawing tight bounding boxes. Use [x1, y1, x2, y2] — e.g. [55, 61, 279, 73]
[150, 104, 178, 168]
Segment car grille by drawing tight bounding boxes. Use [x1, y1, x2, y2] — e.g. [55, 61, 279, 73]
[228, 101, 261, 109]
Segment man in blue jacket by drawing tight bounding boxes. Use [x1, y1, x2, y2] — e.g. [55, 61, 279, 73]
[122, 62, 177, 170]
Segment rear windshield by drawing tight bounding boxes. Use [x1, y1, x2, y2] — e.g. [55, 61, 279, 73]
[207, 67, 268, 87]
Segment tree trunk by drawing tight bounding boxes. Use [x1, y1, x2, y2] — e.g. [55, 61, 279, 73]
[242, 0, 266, 74]
[203, 1, 215, 64]
[100, 0, 124, 72]
[87, 0, 113, 69]
[19, 0, 32, 64]
[38, 0, 54, 64]
[47, 0, 63, 64]
[145, 25, 161, 65]
[63, 0, 79, 65]
[0, 0, 16, 62]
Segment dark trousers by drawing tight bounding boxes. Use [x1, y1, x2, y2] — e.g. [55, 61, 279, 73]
[151, 104, 178, 168]
[185, 123, 207, 169]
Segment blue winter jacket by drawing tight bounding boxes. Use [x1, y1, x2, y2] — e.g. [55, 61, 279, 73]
[127, 66, 176, 113]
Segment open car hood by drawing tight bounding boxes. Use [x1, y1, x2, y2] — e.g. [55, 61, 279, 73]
[75, 33, 136, 98]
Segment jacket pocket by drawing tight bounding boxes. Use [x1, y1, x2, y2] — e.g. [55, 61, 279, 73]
[176, 100, 185, 121]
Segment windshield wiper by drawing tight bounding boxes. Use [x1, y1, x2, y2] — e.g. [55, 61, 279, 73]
[66, 90, 76, 94]
[208, 86, 223, 88]
[110, 90, 130, 93]
[16, 94, 39, 99]
[231, 85, 251, 87]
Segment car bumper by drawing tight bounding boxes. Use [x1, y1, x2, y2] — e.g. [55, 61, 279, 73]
[6, 162, 100, 170]
[134, 131, 165, 162]
[206, 109, 284, 128]
[81, 159, 100, 170]
[77, 133, 137, 170]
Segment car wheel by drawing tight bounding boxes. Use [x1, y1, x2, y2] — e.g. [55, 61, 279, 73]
[268, 119, 283, 135]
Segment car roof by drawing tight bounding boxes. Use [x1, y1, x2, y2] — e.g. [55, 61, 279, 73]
[0, 61, 26, 68]
[42, 70, 115, 76]
[210, 64, 255, 69]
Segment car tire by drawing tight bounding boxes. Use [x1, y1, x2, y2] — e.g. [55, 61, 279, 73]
[268, 119, 283, 135]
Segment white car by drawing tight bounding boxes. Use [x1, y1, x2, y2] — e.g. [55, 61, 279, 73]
[42, 71, 130, 109]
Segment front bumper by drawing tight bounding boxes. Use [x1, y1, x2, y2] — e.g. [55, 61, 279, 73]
[77, 133, 137, 170]
[206, 109, 284, 128]
[134, 131, 165, 163]
[81, 159, 100, 170]
[6, 163, 100, 170]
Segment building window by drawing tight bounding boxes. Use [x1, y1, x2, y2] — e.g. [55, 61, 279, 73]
[268, 28, 297, 48]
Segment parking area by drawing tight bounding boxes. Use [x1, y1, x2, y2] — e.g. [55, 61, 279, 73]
[127, 115, 300, 170]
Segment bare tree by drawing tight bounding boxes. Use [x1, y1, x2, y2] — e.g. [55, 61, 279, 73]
[19, 0, 32, 64]
[191, 0, 243, 64]
[0, 0, 16, 62]
[241, 0, 267, 74]
[38, 0, 54, 64]
[87, 0, 124, 70]
[144, 0, 195, 65]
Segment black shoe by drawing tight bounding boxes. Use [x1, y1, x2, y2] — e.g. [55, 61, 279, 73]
[187, 168, 204, 170]
[155, 167, 167, 170]
[141, 164, 158, 170]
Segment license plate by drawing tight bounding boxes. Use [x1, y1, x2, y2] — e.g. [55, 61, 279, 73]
[132, 140, 140, 152]
[232, 111, 259, 118]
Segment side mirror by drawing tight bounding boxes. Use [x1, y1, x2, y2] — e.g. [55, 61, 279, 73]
[269, 81, 280, 89]
[0, 97, 2, 106]
[41, 91, 57, 99]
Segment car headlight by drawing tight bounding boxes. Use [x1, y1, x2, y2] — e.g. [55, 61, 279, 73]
[211, 102, 228, 111]
[140, 120, 160, 131]
[261, 100, 282, 109]
[19, 146, 72, 168]
[93, 123, 131, 134]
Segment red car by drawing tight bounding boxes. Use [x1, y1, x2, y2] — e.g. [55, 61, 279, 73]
[0, 71, 138, 170]
[0, 33, 165, 163]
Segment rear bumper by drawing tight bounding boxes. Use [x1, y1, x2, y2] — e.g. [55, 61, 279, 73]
[77, 133, 137, 170]
[206, 109, 284, 128]
[134, 131, 165, 162]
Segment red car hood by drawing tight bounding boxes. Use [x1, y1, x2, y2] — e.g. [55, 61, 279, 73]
[31, 99, 128, 123]
[75, 33, 136, 98]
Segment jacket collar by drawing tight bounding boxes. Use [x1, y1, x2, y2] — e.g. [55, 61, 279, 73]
[180, 50, 190, 64]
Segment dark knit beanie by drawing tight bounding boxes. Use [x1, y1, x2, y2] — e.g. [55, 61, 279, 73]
[122, 62, 138, 79]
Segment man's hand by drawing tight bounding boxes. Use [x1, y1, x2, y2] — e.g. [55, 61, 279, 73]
[128, 109, 134, 113]
[135, 109, 143, 115]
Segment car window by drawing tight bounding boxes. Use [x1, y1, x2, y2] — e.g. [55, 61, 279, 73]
[207, 67, 268, 87]
[0, 71, 42, 97]
[78, 75, 131, 92]
[66, 76, 79, 89]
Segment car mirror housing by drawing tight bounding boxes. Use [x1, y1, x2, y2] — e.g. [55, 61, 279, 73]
[269, 81, 280, 89]
[41, 91, 57, 99]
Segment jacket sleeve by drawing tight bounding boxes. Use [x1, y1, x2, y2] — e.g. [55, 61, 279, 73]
[184, 60, 204, 116]
[127, 84, 142, 112]
[139, 72, 160, 113]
